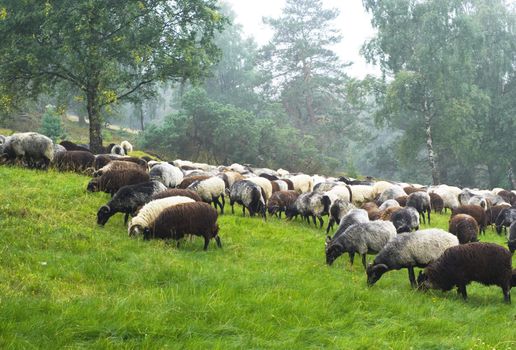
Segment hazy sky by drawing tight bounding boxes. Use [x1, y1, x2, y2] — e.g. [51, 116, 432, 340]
[223, 0, 380, 78]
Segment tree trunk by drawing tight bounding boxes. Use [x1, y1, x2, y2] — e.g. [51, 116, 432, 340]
[139, 103, 145, 131]
[86, 88, 103, 154]
[424, 112, 439, 185]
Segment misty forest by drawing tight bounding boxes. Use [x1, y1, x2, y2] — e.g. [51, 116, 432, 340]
[1, 0, 515, 188]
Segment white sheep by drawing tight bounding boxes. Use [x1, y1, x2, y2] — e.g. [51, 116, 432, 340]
[187, 176, 226, 214]
[289, 174, 314, 194]
[149, 162, 184, 188]
[120, 140, 133, 154]
[246, 176, 273, 202]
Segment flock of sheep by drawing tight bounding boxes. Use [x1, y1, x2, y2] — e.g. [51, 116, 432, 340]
[1, 131, 516, 303]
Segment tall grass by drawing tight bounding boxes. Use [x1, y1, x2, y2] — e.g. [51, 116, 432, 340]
[0, 166, 515, 349]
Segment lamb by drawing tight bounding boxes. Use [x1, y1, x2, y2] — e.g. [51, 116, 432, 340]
[417, 243, 512, 303]
[178, 175, 211, 189]
[429, 192, 444, 214]
[53, 150, 95, 173]
[508, 222, 516, 254]
[326, 199, 356, 233]
[495, 208, 516, 235]
[151, 188, 202, 202]
[285, 192, 330, 228]
[329, 208, 370, 241]
[325, 221, 397, 268]
[467, 195, 488, 209]
[127, 195, 195, 236]
[390, 207, 420, 233]
[366, 229, 459, 288]
[229, 180, 266, 218]
[97, 180, 167, 226]
[267, 190, 300, 218]
[120, 140, 133, 154]
[142, 202, 221, 250]
[187, 176, 226, 214]
[282, 178, 295, 190]
[289, 174, 314, 193]
[451, 205, 487, 234]
[448, 214, 479, 244]
[149, 162, 183, 188]
[1, 132, 54, 169]
[87, 168, 150, 196]
[406, 191, 432, 224]
[246, 176, 273, 202]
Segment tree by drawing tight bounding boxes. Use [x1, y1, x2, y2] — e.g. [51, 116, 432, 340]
[0, 1, 226, 153]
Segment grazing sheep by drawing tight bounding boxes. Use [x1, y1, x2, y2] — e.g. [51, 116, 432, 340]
[219, 171, 245, 189]
[467, 195, 488, 209]
[127, 196, 196, 236]
[366, 229, 459, 288]
[323, 185, 353, 204]
[289, 174, 314, 193]
[429, 193, 444, 214]
[149, 163, 184, 188]
[325, 221, 397, 268]
[272, 179, 289, 192]
[178, 175, 211, 189]
[230, 180, 266, 218]
[87, 168, 149, 196]
[151, 188, 202, 202]
[313, 182, 339, 193]
[94, 160, 146, 177]
[326, 199, 356, 234]
[508, 222, 516, 254]
[487, 204, 512, 227]
[380, 206, 402, 221]
[495, 208, 516, 235]
[497, 190, 516, 206]
[53, 150, 95, 172]
[59, 140, 92, 153]
[330, 209, 370, 241]
[451, 205, 487, 234]
[246, 176, 273, 202]
[143, 202, 221, 250]
[348, 185, 374, 204]
[417, 243, 512, 303]
[121, 140, 133, 154]
[361, 202, 381, 221]
[97, 180, 167, 226]
[448, 214, 479, 244]
[407, 192, 432, 225]
[285, 192, 330, 228]
[267, 190, 300, 218]
[258, 173, 279, 182]
[378, 185, 406, 204]
[379, 199, 400, 211]
[110, 144, 125, 156]
[1, 132, 54, 169]
[395, 195, 407, 207]
[53, 144, 67, 156]
[390, 207, 420, 233]
[282, 178, 295, 191]
[429, 185, 460, 212]
[187, 177, 226, 214]
[372, 181, 393, 198]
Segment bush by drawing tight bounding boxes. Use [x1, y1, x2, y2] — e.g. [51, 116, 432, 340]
[39, 105, 66, 142]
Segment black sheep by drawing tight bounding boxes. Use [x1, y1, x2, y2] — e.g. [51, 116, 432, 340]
[390, 207, 420, 233]
[448, 214, 479, 244]
[60, 140, 92, 153]
[495, 208, 516, 235]
[53, 151, 95, 173]
[417, 242, 513, 303]
[143, 202, 221, 250]
[486, 205, 511, 227]
[97, 181, 167, 226]
[267, 190, 299, 218]
[151, 188, 202, 202]
[429, 193, 444, 214]
[406, 192, 431, 225]
[87, 168, 150, 196]
[508, 222, 516, 254]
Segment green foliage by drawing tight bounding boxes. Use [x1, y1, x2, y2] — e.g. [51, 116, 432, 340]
[1, 166, 516, 348]
[39, 105, 66, 142]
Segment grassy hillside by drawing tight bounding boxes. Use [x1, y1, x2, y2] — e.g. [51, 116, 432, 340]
[0, 166, 515, 349]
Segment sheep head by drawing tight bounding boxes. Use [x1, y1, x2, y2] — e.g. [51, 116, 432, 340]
[366, 263, 388, 286]
[97, 205, 113, 226]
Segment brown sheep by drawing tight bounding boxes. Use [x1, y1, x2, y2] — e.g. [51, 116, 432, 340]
[361, 202, 380, 220]
[267, 190, 300, 218]
[486, 204, 511, 226]
[151, 188, 202, 202]
[403, 186, 424, 195]
[53, 151, 95, 173]
[395, 195, 407, 207]
[430, 193, 444, 214]
[94, 160, 146, 177]
[87, 168, 149, 196]
[177, 175, 211, 189]
[451, 205, 487, 234]
[448, 214, 479, 244]
[380, 206, 402, 221]
[143, 202, 221, 250]
[282, 179, 295, 191]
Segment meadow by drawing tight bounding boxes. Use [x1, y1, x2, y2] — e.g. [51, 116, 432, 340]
[0, 166, 515, 349]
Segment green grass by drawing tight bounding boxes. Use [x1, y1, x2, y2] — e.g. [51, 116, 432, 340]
[0, 166, 515, 349]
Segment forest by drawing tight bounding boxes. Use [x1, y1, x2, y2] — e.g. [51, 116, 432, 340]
[0, 0, 515, 188]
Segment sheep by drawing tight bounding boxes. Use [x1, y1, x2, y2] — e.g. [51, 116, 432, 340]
[379, 199, 400, 211]
[378, 185, 406, 204]
[289, 174, 313, 193]
[451, 205, 487, 234]
[429, 193, 444, 214]
[366, 229, 459, 288]
[53, 143, 67, 156]
[229, 180, 266, 218]
[417, 243, 512, 303]
[361, 202, 381, 220]
[395, 195, 407, 207]
[282, 178, 295, 191]
[486, 204, 512, 227]
[325, 221, 397, 268]
[110, 144, 125, 156]
[258, 173, 279, 182]
[448, 214, 479, 244]
[372, 181, 394, 198]
[428, 185, 460, 212]
[403, 186, 423, 195]
[272, 180, 289, 192]
[128, 196, 196, 236]
[326, 199, 356, 234]
[406, 191, 431, 225]
[149, 163, 183, 188]
[97, 180, 167, 226]
[94, 160, 146, 177]
[329, 208, 370, 240]
[497, 190, 516, 206]
[467, 195, 488, 209]
[390, 207, 420, 233]
[219, 171, 244, 189]
[187, 176, 226, 214]
[267, 190, 299, 218]
[313, 182, 339, 193]
[285, 192, 330, 228]
[143, 202, 221, 250]
[1, 132, 54, 169]
[277, 168, 290, 177]
[59, 140, 92, 153]
[348, 185, 374, 204]
[380, 206, 402, 221]
[508, 222, 516, 254]
[495, 208, 516, 235]
[246, 176, 273, 202]
[177, 175, 211, 189]
[53, 151, 95, 173]
[120, 140, 133, 154]
[323, 185, 353, 204]
[87, 168, 149, 196]
[151, 188, 202, 202]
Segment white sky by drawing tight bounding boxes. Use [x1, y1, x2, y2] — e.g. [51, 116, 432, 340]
[223, 0, 380, 78]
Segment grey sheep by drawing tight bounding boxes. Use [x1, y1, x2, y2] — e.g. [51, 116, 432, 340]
[326, 199, 356, 234]
[1, 132, 54, 169]
[406, 191, 432, 225]
[325, 221, 397, 268]
[285, 192, 330, 228]
[390, 207, 420, 233]
[366, 229, 459, 288]
[149, 162, 184, 188]
[229, 180, 266, 218]
[329, 208, 369, 240]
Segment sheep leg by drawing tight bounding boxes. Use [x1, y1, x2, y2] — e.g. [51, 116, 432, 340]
[502, 284, 511, 304]
[312, 215, 317, 226]
[124, 213, 129, 225]
[349, 252, 355, 266]
[427, 210, 431, 225]
[242, 206, 246, 217]
[318, 216, 324, 229]
[203, 237, 210, 251]
[215, 235, 222, 248]
[457, 284, 468, 300]
[361, 254, 367, 270]
[213, 196, 223, 215]
[408, 267, 417, 288]
[220, 194, 225, 212]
